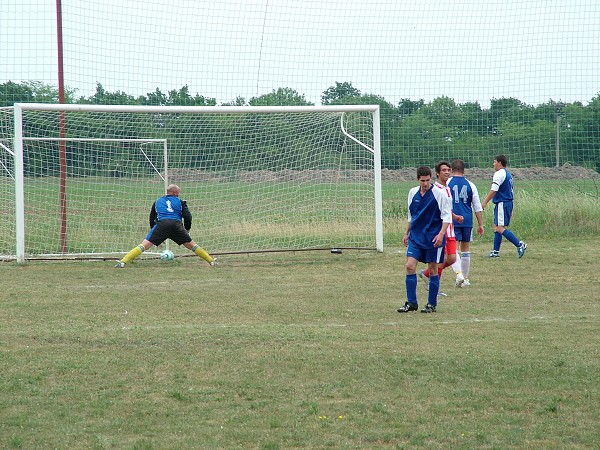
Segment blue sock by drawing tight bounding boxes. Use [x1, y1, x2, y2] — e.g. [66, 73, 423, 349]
[406, 274, 418, 305]
[428, 275, 439, 307]
[502, 229, 521, 247]
[493, 232, 503, 252]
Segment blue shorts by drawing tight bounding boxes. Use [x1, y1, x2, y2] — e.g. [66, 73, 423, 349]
[406, 242, 446, 264]
[454, 227, 473, 242]
[494, 201, 513, 227]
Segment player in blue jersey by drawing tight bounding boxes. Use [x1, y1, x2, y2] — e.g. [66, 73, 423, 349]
[419, 161, 459, 296]
[481, 155, 527, 258]
[115, 184, 216, 268]
[398, 166, 452, 314]
[448, 159, 484, 286]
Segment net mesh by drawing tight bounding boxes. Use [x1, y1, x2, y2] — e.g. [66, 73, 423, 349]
[0, 107, 379, 259]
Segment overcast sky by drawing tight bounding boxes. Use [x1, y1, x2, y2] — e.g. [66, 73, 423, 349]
[2, 0, 599, 108]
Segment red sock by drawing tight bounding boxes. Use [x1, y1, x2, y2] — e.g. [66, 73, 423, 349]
[424, 268, 444, 278]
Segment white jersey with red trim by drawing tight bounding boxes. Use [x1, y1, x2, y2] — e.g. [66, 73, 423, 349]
[434, 182, 455, 240]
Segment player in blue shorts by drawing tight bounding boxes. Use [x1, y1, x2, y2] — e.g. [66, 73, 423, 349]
[481, 155, 527, 258]
[448, 159, 484, 286]
[115, 184, 217, 268]
[398, 166, 452, 313]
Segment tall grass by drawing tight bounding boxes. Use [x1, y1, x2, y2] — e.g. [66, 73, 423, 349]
[383, 179, 600, 246]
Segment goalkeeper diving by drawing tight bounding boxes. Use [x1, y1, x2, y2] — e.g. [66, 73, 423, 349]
[115, 184, 216, 267]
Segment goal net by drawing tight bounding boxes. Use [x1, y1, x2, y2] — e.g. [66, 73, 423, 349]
[1, 104, 382, 262]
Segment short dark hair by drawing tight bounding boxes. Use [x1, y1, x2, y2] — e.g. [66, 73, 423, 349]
[435, 161, 451, 174]
[416, 166, 432, 179]
[495, 154, 508, 167]
[451, 159, 465, 173]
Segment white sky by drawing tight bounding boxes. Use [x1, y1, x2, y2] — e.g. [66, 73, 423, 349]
[1, 0, 599, 108]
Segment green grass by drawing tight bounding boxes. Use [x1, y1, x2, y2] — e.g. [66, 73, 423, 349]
[2, 236, 600, 449]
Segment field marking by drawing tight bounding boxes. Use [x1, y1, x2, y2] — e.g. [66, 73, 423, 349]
[3, 314, 596, 337]
[109, 313, 598, 332]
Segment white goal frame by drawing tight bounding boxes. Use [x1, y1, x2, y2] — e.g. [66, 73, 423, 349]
[10, 103, 383, 263]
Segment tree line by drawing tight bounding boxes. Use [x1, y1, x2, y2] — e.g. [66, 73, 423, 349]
[1, 80, 599, 171]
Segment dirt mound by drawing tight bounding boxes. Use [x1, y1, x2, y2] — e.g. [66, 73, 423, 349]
[382, 164, 599, 182]
[164, 164, 598, 184]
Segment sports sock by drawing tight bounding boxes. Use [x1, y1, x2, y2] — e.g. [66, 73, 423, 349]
[428, 274, 439, 307]
[502, 229, 521, 247]
[461, 252, 471, 278]
[452, 252, 462, 274]
[493, 232, 503, 252]
[192, 244, 213, 263]
[423, 267, 443, 278]
[406, 273, 418, 305]
[121, 244, 144, 263]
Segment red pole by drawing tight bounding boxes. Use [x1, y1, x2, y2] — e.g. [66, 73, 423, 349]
[56, 0, 67, 253]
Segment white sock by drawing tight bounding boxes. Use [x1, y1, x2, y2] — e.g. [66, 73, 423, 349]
[452, 251, 462, 275]
[461, 252, 471, 279]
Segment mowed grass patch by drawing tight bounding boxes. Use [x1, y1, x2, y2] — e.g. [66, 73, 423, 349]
[1, 237, 599, 449]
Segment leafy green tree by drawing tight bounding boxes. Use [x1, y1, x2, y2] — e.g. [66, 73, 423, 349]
[221, 96, 247, 106]
[0, 81, 34, 106]
[321, 82, 361, 105]
[81, 83, 138, 105]
[24, 81, 77, 103]
[458, 101, 485, 134]
[421, 96, 463, 131]
[398, 112, 454, 164]
[143, 88, 168, 106]
[489, 97, 534, 132]
[561, 96, 600, 169]
[397, 98, 425, 121]
[249, 87, 313, 106]
[166, 85, 216, 106]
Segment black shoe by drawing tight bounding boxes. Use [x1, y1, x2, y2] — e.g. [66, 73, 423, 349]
[397, 302, 418, 313]
[421, 304, 437, 313]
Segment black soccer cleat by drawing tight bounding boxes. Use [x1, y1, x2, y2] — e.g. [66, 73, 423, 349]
[397, 302, 418, 313]
[421, 304, 437, 313]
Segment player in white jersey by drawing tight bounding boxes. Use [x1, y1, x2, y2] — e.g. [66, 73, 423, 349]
[398, 166, 452, 314]
[447, 159, 484, 286]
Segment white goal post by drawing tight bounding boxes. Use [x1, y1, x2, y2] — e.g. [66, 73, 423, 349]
[2, 103, 382, 263]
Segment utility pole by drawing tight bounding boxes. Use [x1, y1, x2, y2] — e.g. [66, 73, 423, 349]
[555, 107, 561, 168]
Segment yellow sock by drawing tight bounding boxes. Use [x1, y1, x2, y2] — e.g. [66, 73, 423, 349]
[192, 244, 213, 263]
[121, 244, 144, 264]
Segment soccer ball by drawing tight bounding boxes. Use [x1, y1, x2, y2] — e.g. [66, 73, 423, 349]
[160, 249, 175, 261]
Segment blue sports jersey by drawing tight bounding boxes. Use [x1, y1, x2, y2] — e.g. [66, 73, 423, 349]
[492, 168, 514, 203]
[154, 195, 184, 221]
[407, 184, 452, 249]
[448, 176, 482, 227]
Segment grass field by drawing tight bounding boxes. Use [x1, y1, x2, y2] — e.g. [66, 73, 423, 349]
[2, 234, 599, 448]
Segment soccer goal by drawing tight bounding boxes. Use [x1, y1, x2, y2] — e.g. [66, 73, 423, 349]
[1, 103, 382, 262]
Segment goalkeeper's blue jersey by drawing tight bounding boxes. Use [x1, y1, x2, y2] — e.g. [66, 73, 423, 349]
[154, 195, 184, 221]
